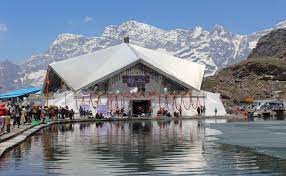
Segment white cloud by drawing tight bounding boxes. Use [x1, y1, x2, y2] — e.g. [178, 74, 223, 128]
[84, 16, 93, 23]
[0, 24, 8, 32]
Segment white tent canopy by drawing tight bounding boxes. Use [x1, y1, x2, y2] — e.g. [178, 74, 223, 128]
[49, 43, 205, 92]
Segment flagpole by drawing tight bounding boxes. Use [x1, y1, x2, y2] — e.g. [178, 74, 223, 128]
[45, 72, 49, 107]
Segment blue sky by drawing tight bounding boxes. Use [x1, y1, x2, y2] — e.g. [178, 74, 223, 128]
[0, 0, 286, 63]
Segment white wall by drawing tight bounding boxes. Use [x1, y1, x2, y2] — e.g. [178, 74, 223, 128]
[202, 91, 227, 116]
[48, 90, 227, 117]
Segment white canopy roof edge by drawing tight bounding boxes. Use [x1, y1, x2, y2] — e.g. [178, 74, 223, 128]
[128, 44, 205, 91]
[48, 43, 205, 92]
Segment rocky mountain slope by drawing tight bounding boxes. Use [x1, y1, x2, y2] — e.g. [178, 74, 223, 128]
[1, 20, 286, 92]
[0, 60, 21, 91]
[202, 28, 286, 110]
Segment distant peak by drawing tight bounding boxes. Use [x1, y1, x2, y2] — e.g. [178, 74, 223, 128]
[104, 20, 149, 30]
[191, 26, 206, 38]
[118, 20, 145, 27]
[118, 20, 159, 30]
[57, 33, 83, 39]
[211, 24, 230, 36]
[102, 20, 165, 38]
[122, 20, 143, 25]
[194, 26, 204, 30]
[192, 26, 204, 33]
[53, 33, 84, 45]
[212, 24, 225, 31]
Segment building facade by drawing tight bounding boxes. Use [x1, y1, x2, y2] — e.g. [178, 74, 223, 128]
[44, 40, 226, 117]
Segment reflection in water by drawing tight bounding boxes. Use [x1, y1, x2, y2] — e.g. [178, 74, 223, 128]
[0, 120, 285, 175]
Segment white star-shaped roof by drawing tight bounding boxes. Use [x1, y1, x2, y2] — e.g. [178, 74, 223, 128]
[49, 43, 205, 92]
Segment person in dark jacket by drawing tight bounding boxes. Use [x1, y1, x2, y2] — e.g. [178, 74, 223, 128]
[69, 109, 75, 120]
[36, 107, 41, 121]
[60, 107, 65, 119]
[79, 107, 83, 117]
[15, 105, 22, 128]
[197, 106, 201, 116]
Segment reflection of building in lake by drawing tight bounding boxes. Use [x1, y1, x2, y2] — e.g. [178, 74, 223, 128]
[44, 38, 226, 117]
[2, 121, 286, 175]
[75, 121, 207, 167]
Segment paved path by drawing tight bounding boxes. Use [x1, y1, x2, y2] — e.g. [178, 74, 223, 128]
[0, 122, 54, 157]
[0, 124, 34, 143]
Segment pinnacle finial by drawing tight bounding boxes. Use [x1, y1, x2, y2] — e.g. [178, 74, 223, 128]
[123, 36, 129, 43]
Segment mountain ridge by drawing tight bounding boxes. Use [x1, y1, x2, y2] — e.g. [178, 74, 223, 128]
[202, 28, 286, 111]
[1, 20, 286, 92]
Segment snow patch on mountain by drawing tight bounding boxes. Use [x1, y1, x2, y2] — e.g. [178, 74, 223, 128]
[18, 69, 46, 87]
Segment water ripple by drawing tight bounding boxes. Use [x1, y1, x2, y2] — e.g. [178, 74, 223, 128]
[0, 120, 285, 176]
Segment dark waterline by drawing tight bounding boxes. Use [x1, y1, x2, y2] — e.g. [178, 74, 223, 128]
[0, 120, 286, 176]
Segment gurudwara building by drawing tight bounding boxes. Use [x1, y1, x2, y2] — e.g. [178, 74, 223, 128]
[43, 38, 226, 117]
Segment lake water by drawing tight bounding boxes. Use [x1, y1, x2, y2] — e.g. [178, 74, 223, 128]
[1, 119, 286, 176]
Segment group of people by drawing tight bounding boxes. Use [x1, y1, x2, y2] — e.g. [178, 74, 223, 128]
[197, 105, 206, 116]
[80, 106, 127, 119]
[79, 106, 93, 117]
[109, 106, 127, 117]
[157, 107, 172, 117]
[1, 102, 75, 133]
[157, 105, 207, 117]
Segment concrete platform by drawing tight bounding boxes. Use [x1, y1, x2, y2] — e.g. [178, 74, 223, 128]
[0, 122, 55, 157]
[0, 124, 35, 143]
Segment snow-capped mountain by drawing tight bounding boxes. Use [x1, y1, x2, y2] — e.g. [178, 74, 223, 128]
[4, 20, 286, 91]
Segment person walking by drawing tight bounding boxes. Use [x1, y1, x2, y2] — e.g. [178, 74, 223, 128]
[214, 107, 218, 117]
[36, 107, 41, 121]
[21, 106, 27, 125]
[121, 107, 125, 117]
[202, 105, 206, 116]
[65, 106, 69, 118]
[70, 109, 75, 120]
[60, 107, 65, 119]
[27, 106, 33, 123]
[32, 106, 37, 121]
[79, 106, 83, 117]
[54, 107, 58, 120]
[83, 108, 86, 117]
[42, 106, 48, 124]
[197, 106, 201, 116]
[10, 106, 16, 127]
[15, 105, 21, 128]
[116, 107, 120, 117]
[179, 106, 182, 117]
[4, 115, 11, 133]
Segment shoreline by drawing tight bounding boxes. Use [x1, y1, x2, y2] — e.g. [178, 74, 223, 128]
[0, 115, 233, 158]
